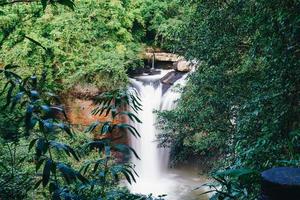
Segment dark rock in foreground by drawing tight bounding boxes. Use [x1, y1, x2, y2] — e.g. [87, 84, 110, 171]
[160, 71, 185, 94]
[261, 167, 300, 200]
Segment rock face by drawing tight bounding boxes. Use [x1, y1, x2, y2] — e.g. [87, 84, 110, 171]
[144, 52, 194, 72]
[160, 71, 185, 93]
[173, 60, 193, 72]
[62, 85, 128, 140]
[71, 83, 101, 99]
[140, 48, 195, 73]
[144, 52, 182, 62]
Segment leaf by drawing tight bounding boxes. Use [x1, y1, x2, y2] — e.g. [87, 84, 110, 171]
[10, 91, 25, 110]
[30, 75, 38, 88]
[117, 111, 142, 123]
[56, 123, 73, 137]
[76, 172, 89, 183]
[0, 81, 10, 96]
[113, 144, 140, 160]
[36, 138, 48, 157]
[49, 182, 59, 193]
[29, 138, 38, 151]
[215, 168, 256, 178]
[41, 0, 47, 10]
[86, 140, 109, 151]
[43, 159, 52, 187]
[16, 156, 27, 166]
[2, 82, 15, 109]
[122, 170, 132, 184]
[41, 105, 51, 113]
[57, 163, 86, 184]
[49, 141, 79, 161]
[67, 146, 80, 161]
[124, 168, 136, 183]
[80, 163, 91, 175]
[57, 163, 76, 184]
[2, 66, 21, 81]
[30, 90, 39, 99]
[24, 36, 47, 51]
[36, 158, 46, 172]
[46, 92, 62, 104]
[4, 64, 19, 70]
[115, 123, 140, 138]
[41, 119, 55, 133]
[93, 162, 100, 174]
[50, 106, 68, 119]
[25, 105, 35, 135]
[0, 161, 8, 172]
[34, 179, 43, 189]
[85, 121, 101, 133]
[57, 0, 75, 10]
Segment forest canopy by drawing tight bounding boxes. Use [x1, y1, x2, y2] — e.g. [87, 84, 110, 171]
[0, 0, 180, 90]
[158, 0, 300, 199]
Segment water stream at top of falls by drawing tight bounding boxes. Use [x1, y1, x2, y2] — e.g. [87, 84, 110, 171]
[129, 69, 209, 200]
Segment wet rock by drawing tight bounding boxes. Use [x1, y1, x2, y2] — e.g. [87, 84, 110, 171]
[160, 71, 185, 93]
[143, 52, 182, 62]
[173, 60, 193, 72]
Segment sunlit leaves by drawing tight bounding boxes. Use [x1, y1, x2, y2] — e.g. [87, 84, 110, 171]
[0, 0, 146, 90]
[0, 0, 74, 10]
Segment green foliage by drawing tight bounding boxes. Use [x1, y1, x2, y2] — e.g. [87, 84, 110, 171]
[0, 65, 160, 199]
[0, 0, 175, 198]
[158, 0, 300, 199]
[0, 0, 143, 90]
[0, 140, 35, 200]
[136, 0, 182, 46]
[0, 0, 181, 91]
[201, 169, 259, 200]
[0, 65, 86, 199]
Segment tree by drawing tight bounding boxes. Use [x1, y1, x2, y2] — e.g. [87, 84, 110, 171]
[158, 0, 300, 199]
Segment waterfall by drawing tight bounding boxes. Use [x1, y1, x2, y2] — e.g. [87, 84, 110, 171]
[129, 69, 188, 197]
[160, 73, 188, 111]
[151, 52, 155, 70]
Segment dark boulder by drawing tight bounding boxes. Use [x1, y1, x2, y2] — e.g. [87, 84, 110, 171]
[160, 71, 185, 94]
[260, 167, 300, 200]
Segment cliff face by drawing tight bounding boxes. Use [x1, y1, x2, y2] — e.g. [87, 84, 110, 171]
[62, 84, 129, 145]
[64, 97, 108, 127]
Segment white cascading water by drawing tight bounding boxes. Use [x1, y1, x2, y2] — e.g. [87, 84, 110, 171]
[129, 69, 190, 198]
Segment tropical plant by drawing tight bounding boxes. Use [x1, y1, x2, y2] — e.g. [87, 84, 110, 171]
[0, 65, 89, 199]
[200, 169, 259, 200]
[77, 88, 143, 199]
[0, 64, 159, 199]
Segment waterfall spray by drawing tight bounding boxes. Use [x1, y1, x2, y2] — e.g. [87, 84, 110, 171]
[129, 69, 188, 196]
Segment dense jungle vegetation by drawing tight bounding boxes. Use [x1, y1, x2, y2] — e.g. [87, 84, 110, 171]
[157, 0, 300, 199]
[0, 0, 299, 199]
